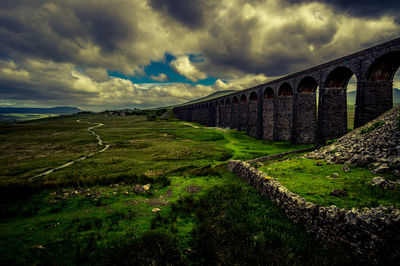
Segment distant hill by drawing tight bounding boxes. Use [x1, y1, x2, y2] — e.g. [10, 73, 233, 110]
[347, 88, 400, 105]
[174, 90, 238, 107]
[0, 106, 82, 123]
[0, 106, 82, 114]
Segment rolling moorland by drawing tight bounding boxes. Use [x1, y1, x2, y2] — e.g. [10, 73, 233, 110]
[0, 108, 398, 265]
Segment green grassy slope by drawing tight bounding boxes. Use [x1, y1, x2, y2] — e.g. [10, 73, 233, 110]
[0, 114, 370, 265]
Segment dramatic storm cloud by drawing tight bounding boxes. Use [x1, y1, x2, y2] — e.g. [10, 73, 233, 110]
[0, 0, 399, 110]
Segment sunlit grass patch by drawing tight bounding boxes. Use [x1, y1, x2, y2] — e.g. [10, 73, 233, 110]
[259, 157, 400, 209]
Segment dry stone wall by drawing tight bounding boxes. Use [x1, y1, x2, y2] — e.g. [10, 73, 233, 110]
[228, 160, 400, 260]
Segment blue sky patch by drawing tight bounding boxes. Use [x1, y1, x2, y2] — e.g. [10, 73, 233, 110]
[108, 53, 217, 86]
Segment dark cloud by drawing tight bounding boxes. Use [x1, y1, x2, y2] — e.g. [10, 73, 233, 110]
[287, 0, 400, 18]
[148, 0, 220, 29]
[0, 0, 399, 109]
[71, 3, 137, 52]
[148, 0, 209, 28]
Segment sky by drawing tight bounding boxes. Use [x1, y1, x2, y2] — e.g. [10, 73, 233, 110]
[0, 0, 399, 111]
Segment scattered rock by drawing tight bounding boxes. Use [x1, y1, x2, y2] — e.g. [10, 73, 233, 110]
[316, 161, 323, 166]
[371, 177, 396, 189]
[307, 107, 400, 167]
[330, 190, 348, 197]
[152, 208, 161, 213]
[371, 164, 390, 174]
[143, 184, 151, 191]
[134, 185, 146, 193]
[342, 165, 351, 172]
[332, 173, 340, 178]
[394, 170, 400, 178]
[184, 185, 202, 193]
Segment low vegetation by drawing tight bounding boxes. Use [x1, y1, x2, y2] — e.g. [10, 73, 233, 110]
[0, 113, 379, 264]
[258, 157, 399, 209]
[360, 120, 385, 134]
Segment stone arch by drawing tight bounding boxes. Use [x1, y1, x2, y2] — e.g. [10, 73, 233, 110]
[366, 51, 400, 82]
[324, 67, 354, 88]
[249, 91, 258, 101]
[279, 83, 293, 96]
[231, 96, 240, 129]
[299, 76, 318, 93]
[225, 98, 232, 127]
[353, 51, 400, 128]
[263, 87, 275, 140]
[275, 83, 293, 140]
[293, 76, 318, 144]
[239, 94, 248, 131]
[318, 67, 354, 143]
[215, 101, 220, 126]
[218, 99, 226, 127]
[264, 87, 275, 99]
[248, 91, 259, 137]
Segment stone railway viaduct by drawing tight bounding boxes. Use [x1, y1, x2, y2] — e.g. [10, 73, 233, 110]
[174, 38, 400, 144]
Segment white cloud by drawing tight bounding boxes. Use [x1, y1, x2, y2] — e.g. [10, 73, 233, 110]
[150, 73, 169, 82]
[0, 0, 399, 109]
[170, 55, 207, 82]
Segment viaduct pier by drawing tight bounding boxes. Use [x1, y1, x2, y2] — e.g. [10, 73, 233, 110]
[174, 38, 400, 144]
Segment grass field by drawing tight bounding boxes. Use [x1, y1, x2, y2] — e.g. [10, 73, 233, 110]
[0, 114, 376, 265]
[258, 157, 399, 209]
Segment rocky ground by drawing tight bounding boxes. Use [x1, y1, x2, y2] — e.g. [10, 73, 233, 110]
[307, 106, 400, 176]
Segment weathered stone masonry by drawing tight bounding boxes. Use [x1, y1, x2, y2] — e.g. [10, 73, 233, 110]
[227, 160, 400, 259]
[174, 38, 400, 145]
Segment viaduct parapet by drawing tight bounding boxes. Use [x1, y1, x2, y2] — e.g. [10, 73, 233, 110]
[174, 38, 400, 144]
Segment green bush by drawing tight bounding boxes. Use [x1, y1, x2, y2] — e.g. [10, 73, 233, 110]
[360, 120, 385, 134]
[326, 139, 338, 145]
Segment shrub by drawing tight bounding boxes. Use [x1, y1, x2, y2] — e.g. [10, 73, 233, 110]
[326, 139, 337, 145]
[360, 120, 385, 134]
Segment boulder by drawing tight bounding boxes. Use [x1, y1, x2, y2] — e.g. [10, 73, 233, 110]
[370, 177, 396, 189]
[330, 190, 348, 197]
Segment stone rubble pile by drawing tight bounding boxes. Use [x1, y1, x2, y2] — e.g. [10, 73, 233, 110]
[307, 106, 400, 170]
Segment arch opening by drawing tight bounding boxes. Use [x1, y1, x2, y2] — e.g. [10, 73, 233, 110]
[299, 76, 318, 93]
[226, 98, 231, 106]
[275, 83, 293, 141]
[240, 95, 248, 103]
[293, 76, 318, 144]
[262, 87, 275, 140]
[354, 51, 400, 128]
[319, 66, 355, 144]
[248, 91, 259, 137]
[231, 96, 240, 129]
[264, 87, 274, 99]
[367, 51, 400, 82]
[324, 67, 354, 88]
[278, 83, 293, 96]
[249, 92, 258, 102]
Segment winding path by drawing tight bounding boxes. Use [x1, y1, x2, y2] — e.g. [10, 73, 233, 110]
[29, 120, 110, 181]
